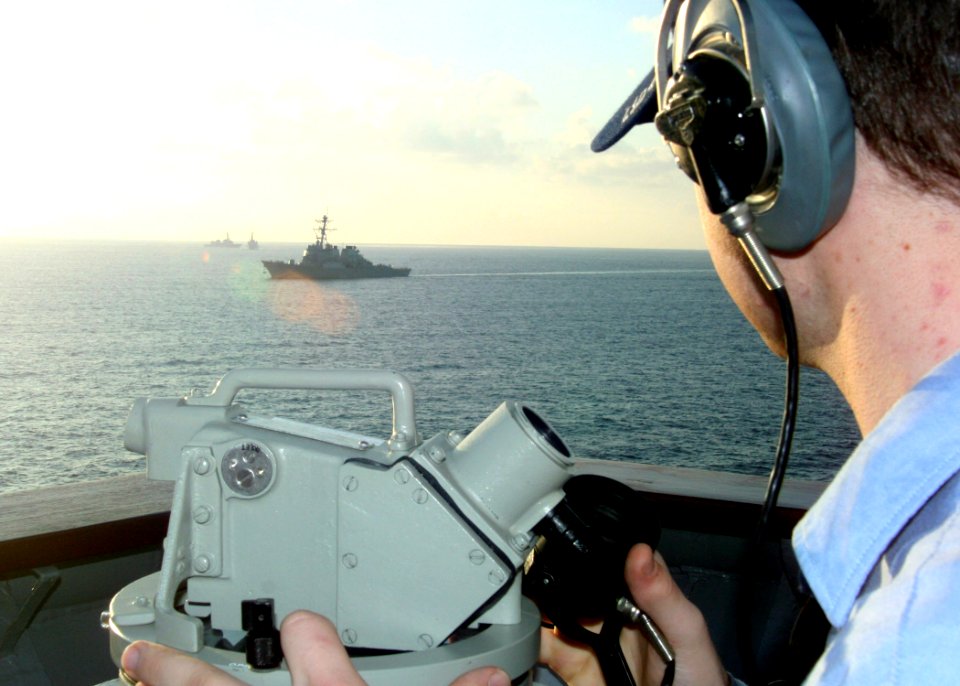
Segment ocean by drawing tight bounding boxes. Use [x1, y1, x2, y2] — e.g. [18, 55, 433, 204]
[0, 240, 860, 495]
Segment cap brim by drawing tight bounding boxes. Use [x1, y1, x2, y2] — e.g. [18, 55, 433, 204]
[591, 67, 658, 152]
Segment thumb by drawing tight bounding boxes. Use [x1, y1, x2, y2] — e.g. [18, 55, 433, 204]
[120, 640, 246, 686]
[625, 544, 729, 686]
[280, 611, 367, 686]
[625, 543, 706, 644]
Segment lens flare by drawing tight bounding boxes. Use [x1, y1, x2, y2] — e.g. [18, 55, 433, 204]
[266, 276, 359, 335]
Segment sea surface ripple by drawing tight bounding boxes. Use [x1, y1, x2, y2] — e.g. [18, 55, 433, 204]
[0, 240, 860, 494]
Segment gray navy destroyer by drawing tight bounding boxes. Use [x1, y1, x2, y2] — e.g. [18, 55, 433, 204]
[262, 215, 411, 280]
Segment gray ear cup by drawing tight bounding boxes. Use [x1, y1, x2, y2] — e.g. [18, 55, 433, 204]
[663, 0, 855, 251]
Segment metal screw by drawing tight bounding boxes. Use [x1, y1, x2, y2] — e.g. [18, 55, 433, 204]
[342, 475, 359, 492]
[193, 505, 212, 524]
[412, 488, 429, 504]
[418, 634, 435, 649]
[194, 555, 211, 573]
[194, 457, 211, 475]
[468, 549, 486, 566]
[394, 467, 411, 485]
[511, 532, 532, 550]
[342, 553, 358, 569]
[488, 568, 506, 586]
[341, 628, 358, 645]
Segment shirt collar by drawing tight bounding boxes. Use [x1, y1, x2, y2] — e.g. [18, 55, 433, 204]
[792, 351, 960, 627]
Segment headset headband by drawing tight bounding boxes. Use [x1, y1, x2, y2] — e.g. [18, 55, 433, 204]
[593, 0, 855, 252]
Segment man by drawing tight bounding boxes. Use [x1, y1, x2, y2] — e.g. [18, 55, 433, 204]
[121, 1, 960, 684]
[537, 1, 960, 684]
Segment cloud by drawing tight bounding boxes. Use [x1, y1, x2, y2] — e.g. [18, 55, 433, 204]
[403, 123, 516, 164]
[585, 145, 679, 186]
[547, 140, 679, 189]
[390, 69, 540, 165]
[249, 38, 542, 168]
[523, 104, 677, 189]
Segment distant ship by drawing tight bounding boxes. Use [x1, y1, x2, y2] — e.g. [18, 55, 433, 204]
[206, 233, 241, 248]
[248, 233, 259, 250]
[262, 215, 411, 280]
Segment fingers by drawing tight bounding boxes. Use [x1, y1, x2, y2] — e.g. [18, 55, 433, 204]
[121, 640, 246, 686]
[539, 624, 608, 685]
[281, 611, 516, 686]
[280, 611, 367, 686]
[448, 665, 511, 686]
[122, 614, 513, 686]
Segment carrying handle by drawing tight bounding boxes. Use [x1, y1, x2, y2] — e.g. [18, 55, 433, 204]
[187, 368, 419, 451]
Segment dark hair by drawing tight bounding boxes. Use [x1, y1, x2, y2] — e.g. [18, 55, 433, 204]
[802, 1, 960, 202]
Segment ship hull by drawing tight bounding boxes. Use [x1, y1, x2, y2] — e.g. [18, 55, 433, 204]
[262, 260, 411, 280]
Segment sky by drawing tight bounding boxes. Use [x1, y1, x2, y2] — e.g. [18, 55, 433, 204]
[0, 0, 704, 249]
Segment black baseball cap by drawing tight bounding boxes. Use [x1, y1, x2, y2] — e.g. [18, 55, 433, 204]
[590, 67, 657, 152]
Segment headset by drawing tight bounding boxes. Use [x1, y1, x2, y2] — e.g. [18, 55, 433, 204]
[591, 4, 856, 682]
[595, 0, 856, 528]
[596, 0, 855, 254]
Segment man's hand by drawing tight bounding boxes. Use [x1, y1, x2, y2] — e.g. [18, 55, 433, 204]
[539, 543, 729, 686]
[120, 610, 511, 686]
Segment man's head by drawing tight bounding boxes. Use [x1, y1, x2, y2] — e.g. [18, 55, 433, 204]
[801, 1, 960, 204]
[595, 0, 960, 244]
[595, 1, 960, 429]
[596, 0, 856, 253]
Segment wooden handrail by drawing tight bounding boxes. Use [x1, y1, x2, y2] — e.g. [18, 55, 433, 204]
[0, 473, 172, 575]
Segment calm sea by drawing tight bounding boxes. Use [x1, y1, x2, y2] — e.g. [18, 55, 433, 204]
[0, 240, 859, 494]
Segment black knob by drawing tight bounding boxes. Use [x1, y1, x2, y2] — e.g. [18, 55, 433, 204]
[241, 598, 283, 670]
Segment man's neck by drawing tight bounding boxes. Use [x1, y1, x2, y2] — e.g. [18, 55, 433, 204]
[808, 150, 960, 435]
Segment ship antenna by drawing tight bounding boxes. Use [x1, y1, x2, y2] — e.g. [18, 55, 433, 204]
[313, 215, 335, 249]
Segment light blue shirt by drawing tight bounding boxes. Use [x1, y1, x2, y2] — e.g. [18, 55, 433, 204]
[792, 351, 960, 684]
